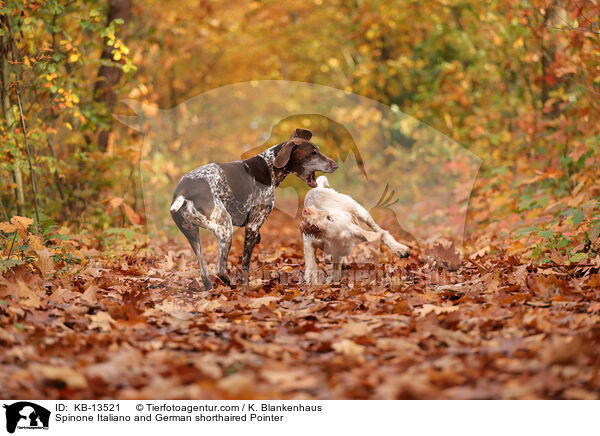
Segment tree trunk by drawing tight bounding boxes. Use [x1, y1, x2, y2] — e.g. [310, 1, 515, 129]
[93, 0, 132, 152]
[0, 20, 24, 215]
[541, 0, 559, 112]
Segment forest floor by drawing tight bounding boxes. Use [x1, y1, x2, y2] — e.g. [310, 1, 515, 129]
[1, 207, 600, 400]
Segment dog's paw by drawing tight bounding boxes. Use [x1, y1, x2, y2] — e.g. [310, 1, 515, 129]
[304, 270, 320, 286]
[217, 272, 232, 286]
[391, 243, 410, 258]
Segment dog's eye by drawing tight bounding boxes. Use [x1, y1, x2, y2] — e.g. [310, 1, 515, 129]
[327, 216, 333, 221]
[311, 150, 318, 155]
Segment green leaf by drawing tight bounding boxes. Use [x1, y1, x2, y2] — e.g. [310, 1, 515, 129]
[514, 226, 538, 238]
[0, 258, 24, 272]
[538, 229, 554, 240]
[569, 252, 588, 263]
[565, 208, 585, 227]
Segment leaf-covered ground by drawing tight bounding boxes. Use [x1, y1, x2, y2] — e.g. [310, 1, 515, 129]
[1, 208, 600, 400]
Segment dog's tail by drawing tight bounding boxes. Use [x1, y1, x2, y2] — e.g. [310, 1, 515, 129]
[170, 195, 186, 213]
[316, 175, 330, 188]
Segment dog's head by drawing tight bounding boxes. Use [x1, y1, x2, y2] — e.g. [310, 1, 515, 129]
[274, 129, 338, 187]
[301, 206, 380, 243]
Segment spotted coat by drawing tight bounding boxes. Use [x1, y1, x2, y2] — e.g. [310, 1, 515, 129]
[170, 128, 338, 290]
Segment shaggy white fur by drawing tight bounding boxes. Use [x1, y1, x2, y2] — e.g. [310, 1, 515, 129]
[301, 176, 410, 285]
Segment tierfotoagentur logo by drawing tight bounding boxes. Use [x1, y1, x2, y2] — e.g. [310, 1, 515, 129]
[2, 402, 50, 434]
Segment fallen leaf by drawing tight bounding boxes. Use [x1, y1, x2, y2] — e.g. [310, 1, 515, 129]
[376, 337, 421, 352]
[332, 339, 365, 357]
[31, 364, 88, 389]
[80, 284, 99, 307]
[88, 311, 115, 332]
[342, 320, 370, 336]
[36, 248, 55, 277]
[248, 295, 278, 309]
[15, 280, 42, 309]
[247, 279, 267, 292]
[416, 304, 459, 317]
[0, 327, 16, 343]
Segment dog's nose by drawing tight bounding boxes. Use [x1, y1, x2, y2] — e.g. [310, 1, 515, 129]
[331, 162, 339, 171]
[302, 208, 311, 216]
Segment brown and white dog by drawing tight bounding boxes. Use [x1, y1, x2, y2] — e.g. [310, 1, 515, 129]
[170, 129, 338, 290]
[301, 176, 410, 285]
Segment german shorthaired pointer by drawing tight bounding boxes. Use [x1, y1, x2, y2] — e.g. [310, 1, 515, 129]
[170, 129, 338, 289]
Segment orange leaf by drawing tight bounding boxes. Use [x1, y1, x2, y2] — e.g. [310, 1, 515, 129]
[108, 197, 124, 210]
[10, 216, 34, 238]
[122, 202, 142, 225]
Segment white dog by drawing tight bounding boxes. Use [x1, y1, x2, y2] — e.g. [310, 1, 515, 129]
[301, 176, 410, 285]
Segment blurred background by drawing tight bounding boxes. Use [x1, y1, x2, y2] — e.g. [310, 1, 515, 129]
[0, 0, 598, 263]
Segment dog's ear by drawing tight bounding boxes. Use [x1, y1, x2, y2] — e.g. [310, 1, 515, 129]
[273, 141, 297, 168]
[290, 128, 312, 141]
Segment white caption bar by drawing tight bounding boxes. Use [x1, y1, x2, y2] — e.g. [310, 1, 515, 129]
[0, 400, 596, 436]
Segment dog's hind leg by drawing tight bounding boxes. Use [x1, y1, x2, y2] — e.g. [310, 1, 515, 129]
[216, 231, 233, 286]
[206, 208, 233, 286]
[350, 205, 410, 258]
[175, 222, 212, 290]
[189, 232, 212, 290]
[331, 255, 344, 283]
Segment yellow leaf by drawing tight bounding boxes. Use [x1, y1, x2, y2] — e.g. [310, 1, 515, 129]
[68, 53, 79, 63]
[28, 234, 45, 251]
[513, 37, 524, 48]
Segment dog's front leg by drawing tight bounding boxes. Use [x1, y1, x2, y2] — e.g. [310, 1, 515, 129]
[241, 226, 260, 283]
[303, 236, 320, 285]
